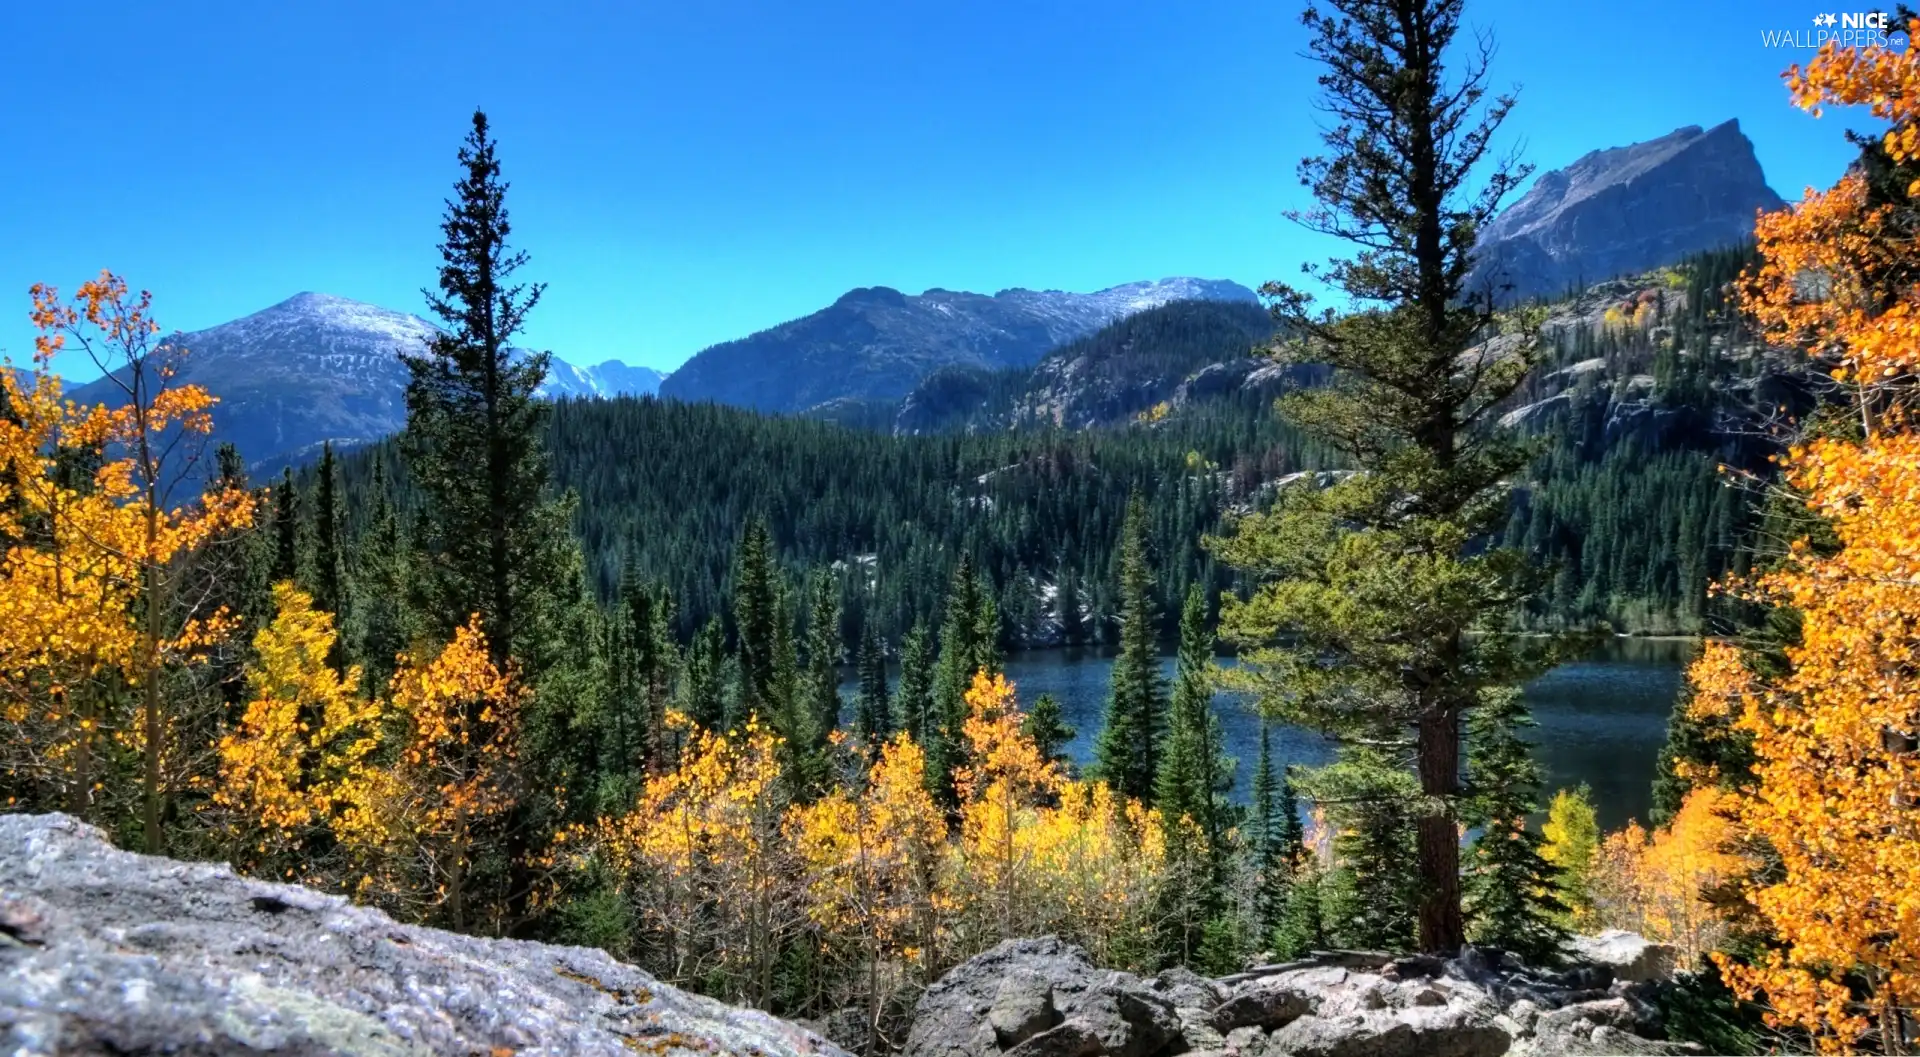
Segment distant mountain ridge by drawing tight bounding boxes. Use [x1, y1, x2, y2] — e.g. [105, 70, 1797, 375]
[66, 293, 664, 472]
[1467, 120, 1785, 303]
[660, 277, 1261, 414]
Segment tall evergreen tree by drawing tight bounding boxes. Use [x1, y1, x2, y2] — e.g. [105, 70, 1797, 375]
[679, 615, 727, 732]
[1246, 726, 1289, 936]
[1212, 0, 1559, 952]
[853, 621, 890, 745]
[400, 108, 578, 934]
[927, 556, 986, 801]
[311, 441, 345, 620]
[801, 570, 842, 754]
[400, 108, 556, 669]
[1156, 585, 1230, 849]
[892, 621, 935, 743]
[273, 467, 301, 585]
[348, 457, 413, 694]
[1095, 495, 1165, 802]
[732, 520, 784, 720]
[1463, 688, 1568, 961]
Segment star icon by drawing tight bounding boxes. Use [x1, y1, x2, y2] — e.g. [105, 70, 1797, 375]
[1814, 12, 1827, 24]
[1825, 13, 1841, 25]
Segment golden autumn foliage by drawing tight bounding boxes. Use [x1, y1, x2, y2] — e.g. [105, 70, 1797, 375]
[375, 615, 524, 931]
[211, 583, 384, 879]
[1674, 28, 1920, 1051]
[1592, 788, 1744, 966]
[1541, 786, 1602, 930]
[554, 711, 795, 1004]
[948, 670, 1167, 968]
[1, 273, 254, 843]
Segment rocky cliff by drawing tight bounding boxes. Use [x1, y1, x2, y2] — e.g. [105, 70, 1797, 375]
[1467, 121, 1784, 304]
[0, 813, 847, 1057]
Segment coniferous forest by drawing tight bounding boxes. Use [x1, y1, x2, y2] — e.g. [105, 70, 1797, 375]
[6, 2, 1920, 1054]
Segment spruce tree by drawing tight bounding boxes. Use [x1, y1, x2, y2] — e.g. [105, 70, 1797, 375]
[272, 467, 301, 585]
[1463, 689, 1568, 962]
[1248, 724, 1301, 939]
[1156, 585, 1230, 849]
[732, 520, 784, 721]
[928, 557, 985, 802]
[400, 108, 577, 934]
[349, 456, 413, 695]
[1095, 495, 1165, 802]
[1310, 748, 1420, 951]
[400, 108, 557, 669]
[1212, 0, 1559, 953]
[854, 621, 890, 745]
[679, 616, 727, 732]
[801, 570, 842, 754]
[1021, 693, 1076, 771]
[892, 621, 935, 743]
[312, 441, 345, 620]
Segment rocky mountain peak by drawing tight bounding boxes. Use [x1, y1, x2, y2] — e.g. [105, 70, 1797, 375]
[661, 277, 1260, 414]
[1468, 119, 1785, 303]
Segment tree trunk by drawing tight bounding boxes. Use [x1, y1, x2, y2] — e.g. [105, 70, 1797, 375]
[1415, 704, 1464, 954]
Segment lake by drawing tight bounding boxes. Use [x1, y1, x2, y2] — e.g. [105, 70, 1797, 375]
[852, 637, 1692, 831]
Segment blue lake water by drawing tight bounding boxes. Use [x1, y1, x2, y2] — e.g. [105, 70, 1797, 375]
[850, 637, 1691, 831]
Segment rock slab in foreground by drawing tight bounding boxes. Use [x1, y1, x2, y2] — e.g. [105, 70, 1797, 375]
[0, 812, 848, 1057]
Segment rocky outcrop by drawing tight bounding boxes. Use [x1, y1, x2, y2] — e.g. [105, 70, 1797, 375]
[1467, 120, 1785, 304]
[905, 938, 1695, 1057]
[0, 813, 847, 1057]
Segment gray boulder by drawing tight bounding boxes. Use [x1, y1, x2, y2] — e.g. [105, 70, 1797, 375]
[1564, 931, 1680, 983]
[0, 813, 847, 1057]
[902, 938, 1180, 1057]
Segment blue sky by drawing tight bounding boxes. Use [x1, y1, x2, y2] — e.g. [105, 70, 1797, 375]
[0, 0, 1888, 378]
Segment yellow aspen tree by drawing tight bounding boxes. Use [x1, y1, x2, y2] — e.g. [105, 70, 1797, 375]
[555, 712, 795, 1006]
[1674, 29, 1920, 1050]
[1591, 790, 1743, 966]
[788, 732, 949, 1051]
[1541, 786, 1602, 929]
[379, 616, 522, 933]
[2, 274, 254, 844]
[211, 583, 385, 885]
[951, 670, 1063, 952]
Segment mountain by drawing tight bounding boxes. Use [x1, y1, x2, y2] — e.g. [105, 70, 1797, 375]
[890, 299, 1287, 434]
[659, 278, 1261, 414]
[1467, 120, 1785, 303]
[67, 293, 663, 471]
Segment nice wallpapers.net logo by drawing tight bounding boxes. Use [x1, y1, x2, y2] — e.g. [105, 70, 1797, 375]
[1762, 10, 1910, 48]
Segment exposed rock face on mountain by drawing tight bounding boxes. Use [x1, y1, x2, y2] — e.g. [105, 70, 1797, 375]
[1467, 121, 1785, 303]
[0, 812, 847, 1057]
[66, 293, 662, 472]
[903, 936, 1695, 1057]
[662, 278, 1260, 415]
[889, 299, 1291, 435]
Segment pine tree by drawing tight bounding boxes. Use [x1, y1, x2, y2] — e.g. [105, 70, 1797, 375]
[732, 520, 784, 721]
[679, 616, 727, 732]
[801, 570, 842, 755]
[1311, 748, 1420, 952]
[1020, 693, 1076, 771]
[1156, 585, 1229, 849]
[311, 442, 345, 621]
[1095, 495, 1165, 802]
[1462, 689, 1568, 962]
[348, 457, 413, 695]
[399, 109, 575, 934]
[892, 621, 935, 743]
[1211, 0, 1558, 953]
[400, 108, 556, 669]
[273, 467, 301, 585]
[927, 557, 985, 802]
[1246, 724, 1295, 937]
[853, 621, 890, 745]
